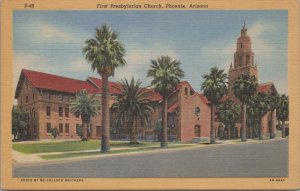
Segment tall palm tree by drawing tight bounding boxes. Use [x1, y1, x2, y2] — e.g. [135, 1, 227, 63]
[201, 67, 227, 144]
[82, 24, 126, 152]
[233, 74, 258, 142]
[70, 90, 99, 141]
[147, 56, 184, 148]
[112, 77, 154, 144]
[248, 93, 269, 140]
[276, 94, 289, 138]
[217, 100, 241, 139]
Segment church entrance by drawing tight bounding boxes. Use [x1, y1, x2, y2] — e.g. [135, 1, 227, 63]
[194, 125, 201, 137]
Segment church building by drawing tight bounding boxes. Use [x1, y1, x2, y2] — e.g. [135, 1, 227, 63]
[13, 23, 278, 142]
[226, 23, 278, 139]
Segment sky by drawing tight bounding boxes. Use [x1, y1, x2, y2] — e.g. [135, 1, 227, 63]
[13, 10, 288, 95]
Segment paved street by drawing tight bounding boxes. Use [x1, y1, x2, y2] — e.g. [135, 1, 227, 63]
[13, 139, 288, 178]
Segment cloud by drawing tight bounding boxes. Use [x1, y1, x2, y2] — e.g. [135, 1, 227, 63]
[113, 42, 180, 85]
[248, 22, 274, 56]
[16, 18, 83, 44]
[13, 53, 64, 91]
[36, 22, 75, 42]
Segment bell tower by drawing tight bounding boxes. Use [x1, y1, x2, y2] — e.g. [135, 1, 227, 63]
[228, 21, 258, 101]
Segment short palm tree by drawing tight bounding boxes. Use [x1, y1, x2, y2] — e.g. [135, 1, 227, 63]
[147, 55, 184, 148]
[217, 100, 241, 139]
[233, 74, 258, 142]
[201, 67, 227, 144]
[82, 24, 126, 152]
[112, 77, 154, 144]
[70, 90, 99, 141]
[248, 93, 269, 140]
[276, 94, 289, 138]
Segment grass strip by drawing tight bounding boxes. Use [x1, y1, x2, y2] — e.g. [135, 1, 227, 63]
[40, 144, 194, 160]
[13, 140, 160, 154]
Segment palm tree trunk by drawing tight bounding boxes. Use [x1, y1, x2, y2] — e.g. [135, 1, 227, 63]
[270, 110, 275, 139]
[282, 121, 286, 138]
[210, 104, 215, 144]
[129, 117, 136, 144]
[241, 102, 247, 142]
[82, 123, 87, 141]
[227, 123, 231, 139]
[101, 74, 110, 152]
[259, 116, 263, 140]
[161, 97, 168, 148]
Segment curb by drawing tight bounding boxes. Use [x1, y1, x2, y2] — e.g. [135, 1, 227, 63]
[13, 138, 287, 167]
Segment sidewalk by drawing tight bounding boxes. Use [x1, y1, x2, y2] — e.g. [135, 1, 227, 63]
[12, 138, 286, 164]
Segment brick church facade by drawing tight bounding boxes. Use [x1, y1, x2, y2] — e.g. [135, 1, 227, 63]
[14, 69, 211, 141]
[14, 24, 277, 142]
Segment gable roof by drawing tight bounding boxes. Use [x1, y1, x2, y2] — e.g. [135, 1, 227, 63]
[257, 82, 277, 94]
[87, 77, 121, 94]
[15, 69, 99, 98]
[197, 93, 210, 105]
[145, 88, 163, 102]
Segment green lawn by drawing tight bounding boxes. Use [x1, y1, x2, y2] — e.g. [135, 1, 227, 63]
[40, 144, 194, 160]
[13, 140, 160, 154]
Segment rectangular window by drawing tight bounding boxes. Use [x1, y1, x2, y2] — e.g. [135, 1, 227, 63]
[59, 123, 63, 133]
[47, 123, 51, 133]
[76, 124, 80, 136]
[58, 94, 63, 101]
[65, 123, 69, 133]
[59, 107, 63, 117]
[26, 96, 29, 103]
[32, 93, 35, 100]
[65, 108, 69, 118]
[46, 106, 51, 116]
[64, 95, 69, 102]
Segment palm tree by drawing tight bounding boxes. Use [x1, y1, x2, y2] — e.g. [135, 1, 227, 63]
[70, 90, 99, 141]
[147, 56, 184, 148]
[276, 94, 289, 138]
[112, 77, 154, 144]
[82, 24, 126, 152]
[233, 74, 258, 142]
[201, 67, 227, 144]
[217, 100, 241, 139]
[248, 93, 270, 140]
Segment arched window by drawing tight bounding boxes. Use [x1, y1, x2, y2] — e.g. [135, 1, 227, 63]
[239, 56, 242, 66]
[246, 55, 250, 65]
[195, 107, 200, 116]
[241, 43, 243, 48]
[32, 108, 35, 118]
[184, 87, 188, 95]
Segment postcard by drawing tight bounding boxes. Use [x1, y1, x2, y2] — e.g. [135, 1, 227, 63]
[1, 0, 299, 190]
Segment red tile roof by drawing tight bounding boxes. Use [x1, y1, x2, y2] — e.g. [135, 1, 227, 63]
[15, 69, 99, 98]
[198, 93, 209, 105]
[257, 82, 276, 94]
[87, 77, 121, 94]
[145, 88, 163, 102]
[168, 103, 178, 113]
